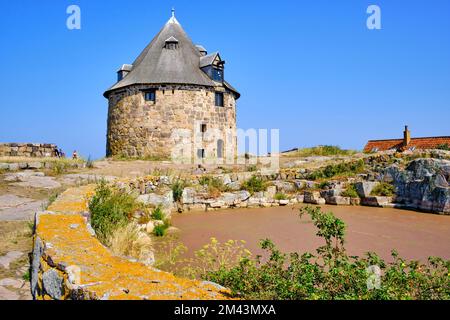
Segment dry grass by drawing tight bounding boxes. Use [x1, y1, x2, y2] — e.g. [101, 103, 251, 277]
[0, 221, 33, 279]
[107, 223, 153, 263]
[0, 156, 84, 164]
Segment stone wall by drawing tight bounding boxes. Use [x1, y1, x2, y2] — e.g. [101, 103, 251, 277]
[106, 84, 237, 159]
[0, 143, 58, 158]
[31, 185, 230, 300]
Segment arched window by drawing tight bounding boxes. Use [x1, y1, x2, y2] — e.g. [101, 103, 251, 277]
[217, 139, 224, 158]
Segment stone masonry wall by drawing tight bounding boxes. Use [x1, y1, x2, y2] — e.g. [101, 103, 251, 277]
[0, 143, 58, 158]
[32, 185, 230, 300]
[106, 84, 237, 159]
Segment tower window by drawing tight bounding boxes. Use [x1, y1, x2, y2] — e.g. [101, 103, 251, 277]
[215, 92, 224, 107]
[197, 149, 205, 159]
[144, 90, 156, 102]
[201, 124, 207, 133]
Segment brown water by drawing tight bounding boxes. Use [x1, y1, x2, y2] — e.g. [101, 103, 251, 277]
[172, 205, 450, 262]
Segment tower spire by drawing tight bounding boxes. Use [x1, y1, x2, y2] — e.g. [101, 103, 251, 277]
[167, 7, 179, 24]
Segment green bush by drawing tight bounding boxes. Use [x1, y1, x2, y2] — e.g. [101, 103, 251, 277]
[308, 160, 365, 180]
[241, 176, 266, 194]
[341, 184, 360, 198]
[89, 181, 141, 245]
[199, 176, 228, 197]
[151, 206, 165, 220]
[287, 146, 357, 157]
[203, 206, 450, 300]
[371, 183, 396, 197]
[317, 181, 331, 190]
[199, 176, 223, 188]
[274, 192, 288, 200]
[172, 180, 186, 202]
[153, 220, 171, 237]
[436, 144, 450, 151]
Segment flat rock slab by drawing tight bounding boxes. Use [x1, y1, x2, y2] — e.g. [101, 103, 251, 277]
[0, 251, 23, 269]
[4, 171, 61, 189]
[0, 195, 45, 221]
[0, 286, 20, 300]
[0, 278, 25, 289]
[0, 195, 35, 209]
[59, 174, 116, 185]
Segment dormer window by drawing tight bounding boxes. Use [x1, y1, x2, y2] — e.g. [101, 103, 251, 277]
[164, 36, 179, 50]
[212, 68, 223, 82]
[200, 52, 225, 82]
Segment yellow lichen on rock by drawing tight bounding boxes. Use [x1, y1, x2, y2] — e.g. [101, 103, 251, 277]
[32, 184, 231, 300]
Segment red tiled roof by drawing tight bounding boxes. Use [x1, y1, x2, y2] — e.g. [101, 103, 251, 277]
[364, 136, 450, 152]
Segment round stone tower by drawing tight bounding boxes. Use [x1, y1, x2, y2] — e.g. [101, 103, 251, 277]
[104, 12, 240, 160]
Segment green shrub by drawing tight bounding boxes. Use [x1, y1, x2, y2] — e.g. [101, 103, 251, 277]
[246, 164, 258, 172]
[199, 176, 228, 198]
[153, 220, 171, 237]
[151, 206, 165, 220]
[22, 270, 31, 282]
[341, 184, 360, 198]
[202, 206, 450, 300]
[89, 181, 141, 245]
[199, 176, 225, 190]
[286, 146, 357, 157]
[241, 176, 266, 194]
[308, 160, 365, 180]
[317, 181, 331, 190]
[436, 143, 450, 151]
[172, 180, 186, 202]
[274, 192, 288, 200]
[371, 183, 395, 197]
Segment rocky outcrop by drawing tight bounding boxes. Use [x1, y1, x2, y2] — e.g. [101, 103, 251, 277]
[384, 159, 450, 214]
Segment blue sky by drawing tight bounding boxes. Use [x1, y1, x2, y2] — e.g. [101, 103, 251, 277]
[0, 0, 449, 159]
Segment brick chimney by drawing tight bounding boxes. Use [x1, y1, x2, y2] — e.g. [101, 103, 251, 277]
[403, 125, 411, 147]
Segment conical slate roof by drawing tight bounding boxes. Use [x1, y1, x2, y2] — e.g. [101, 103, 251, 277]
[104, 15, 232, 97]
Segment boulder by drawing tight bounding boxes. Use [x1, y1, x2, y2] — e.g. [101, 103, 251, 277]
[320, 188, 342, 198]
[304, 191, 326, 205]
[8, 163, 19, 171]
[293, 180, 305, 190]
[181, 187, 196, 204]
[218, 193, 238, 206]
[226, 181, 242, 191]
[265, 186, 277, 199]
[355, 182, 379, 198]
[326, 196, 351, 206]
[222, 174, 232, 185]
[42, 269, 64, 300]
[28, 162, 42, 169]
[361, 196, 392, 207]
[272, 181, 296, 193]
[137, 191, 174, 209]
